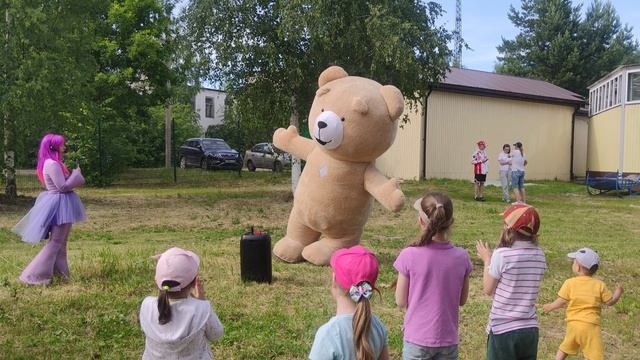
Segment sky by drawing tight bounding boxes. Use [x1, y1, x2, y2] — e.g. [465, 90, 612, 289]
[174, 0, 640, 74]
[437, 0, 640, 72]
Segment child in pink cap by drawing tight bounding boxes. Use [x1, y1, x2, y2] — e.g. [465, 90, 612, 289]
[309, 245, 389, 360]
[394, 192, 472, 359]
[139, 247, 223, 360]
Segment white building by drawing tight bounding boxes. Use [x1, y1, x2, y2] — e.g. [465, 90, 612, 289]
[193, 87, 226, 131]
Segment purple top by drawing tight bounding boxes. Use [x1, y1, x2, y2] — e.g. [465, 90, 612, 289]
[43, 159, 84, 192]
[394, 241, 472, 347]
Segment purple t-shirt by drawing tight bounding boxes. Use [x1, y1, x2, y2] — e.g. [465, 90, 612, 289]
[394, 242, 472, 347]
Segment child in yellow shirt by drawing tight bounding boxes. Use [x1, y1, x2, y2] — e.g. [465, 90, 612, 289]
[543, 248, 623, 360]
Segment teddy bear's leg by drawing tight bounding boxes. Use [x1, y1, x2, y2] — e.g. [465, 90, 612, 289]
[273, 212, 321, 263]
[302, 234, 361, 266]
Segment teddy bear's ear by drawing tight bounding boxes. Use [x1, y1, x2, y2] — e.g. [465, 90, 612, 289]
[318, 66, 348, 87]
[380, 85, 404, 121]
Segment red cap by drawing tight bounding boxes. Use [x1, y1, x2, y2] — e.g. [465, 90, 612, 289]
[502, 204, 540, 236]
[477, 140, 486, 146]
[330, 245, 379, 290]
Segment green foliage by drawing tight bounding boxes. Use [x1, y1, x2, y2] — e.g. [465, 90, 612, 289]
[183, 0, 453, 141]
[496, 0, 640, 96]
[1, 0, 202, 187]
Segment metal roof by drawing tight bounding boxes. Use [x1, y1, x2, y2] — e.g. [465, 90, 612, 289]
[435, 67, 585, 106]
[588, 64, 640, 89]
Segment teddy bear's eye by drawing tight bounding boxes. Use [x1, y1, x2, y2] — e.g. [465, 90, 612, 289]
[341, 117, 345, 122]
[321, 108, 324, 112]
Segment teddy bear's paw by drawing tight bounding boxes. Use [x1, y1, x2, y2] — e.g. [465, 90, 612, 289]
[273, 237, 305, 263]
[302, 241, 341, 266]
[388, 188, 405, 212]
[273, 126, 299, 149]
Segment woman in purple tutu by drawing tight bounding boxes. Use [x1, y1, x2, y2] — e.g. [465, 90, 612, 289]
[12, 133, 86, 285]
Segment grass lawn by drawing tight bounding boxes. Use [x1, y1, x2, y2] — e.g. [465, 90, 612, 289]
[1, 169, 638, 359]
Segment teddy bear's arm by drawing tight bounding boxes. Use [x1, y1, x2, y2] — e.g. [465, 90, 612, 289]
[273, 125, 315, 161]
[364, 164, 405, 212]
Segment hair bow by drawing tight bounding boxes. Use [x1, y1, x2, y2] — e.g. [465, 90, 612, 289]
[349, 281, 373, 303]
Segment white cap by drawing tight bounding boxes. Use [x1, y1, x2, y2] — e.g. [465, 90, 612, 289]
[568, 247, 600, 269]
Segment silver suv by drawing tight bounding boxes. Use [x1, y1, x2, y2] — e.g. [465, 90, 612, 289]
[244, 142, 291, 172]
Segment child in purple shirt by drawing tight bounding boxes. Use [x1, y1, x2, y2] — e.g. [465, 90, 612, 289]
[394, 192, 472, 359]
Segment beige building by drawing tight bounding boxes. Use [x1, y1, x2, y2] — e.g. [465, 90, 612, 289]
[377, 68, 586, 181]
[587, 64, 640, 177]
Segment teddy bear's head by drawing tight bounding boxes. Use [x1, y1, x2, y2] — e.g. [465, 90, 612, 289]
[307, 66, 404, 163]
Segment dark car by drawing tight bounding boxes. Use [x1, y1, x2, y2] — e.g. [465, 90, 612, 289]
[178, 138, 242, 170]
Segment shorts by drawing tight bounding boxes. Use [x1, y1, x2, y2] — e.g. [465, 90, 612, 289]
[403, 341, 458, 360]
[475, 174, 487, 183]
[559, 321, 603, 360]
[511, 170, 525, 189]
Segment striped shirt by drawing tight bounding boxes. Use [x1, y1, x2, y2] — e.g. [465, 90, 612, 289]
[486, 241, 546, 335]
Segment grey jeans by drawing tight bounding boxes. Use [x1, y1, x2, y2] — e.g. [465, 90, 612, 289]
[403, 341, 458, 360]
[499, 169, 511, 201]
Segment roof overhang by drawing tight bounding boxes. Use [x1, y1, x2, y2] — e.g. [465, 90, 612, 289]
[432, 83, 585, 107]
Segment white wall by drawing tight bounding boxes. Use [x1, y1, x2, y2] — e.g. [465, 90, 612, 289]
[194, 88, 226, 131]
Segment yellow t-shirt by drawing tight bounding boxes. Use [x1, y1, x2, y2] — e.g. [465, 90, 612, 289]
[558, 276, 613, 325]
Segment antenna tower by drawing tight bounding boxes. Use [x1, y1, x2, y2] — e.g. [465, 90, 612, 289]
[453, 0, 462, 67]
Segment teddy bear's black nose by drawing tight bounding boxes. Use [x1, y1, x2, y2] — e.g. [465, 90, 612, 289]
[317, 121, 328, 129]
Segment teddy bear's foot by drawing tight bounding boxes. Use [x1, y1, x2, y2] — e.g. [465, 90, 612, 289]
[302, 241, 346, 266]
[273, 237, 306, 263]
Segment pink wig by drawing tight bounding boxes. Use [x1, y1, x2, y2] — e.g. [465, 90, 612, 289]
[36, 133, 70, 185]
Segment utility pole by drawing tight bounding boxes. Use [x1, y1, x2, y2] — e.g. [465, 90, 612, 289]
[165, 80, 172, 168]
[289, 95, 301, 194]
[453, 0, 463, 68]
[3, 7, 17, 201]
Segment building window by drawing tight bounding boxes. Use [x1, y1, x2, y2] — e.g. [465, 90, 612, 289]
[205, 97, 214, 118]
[629, 72, 640, 102]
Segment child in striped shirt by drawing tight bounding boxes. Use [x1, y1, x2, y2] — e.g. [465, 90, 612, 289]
[476, 204, 546, 360]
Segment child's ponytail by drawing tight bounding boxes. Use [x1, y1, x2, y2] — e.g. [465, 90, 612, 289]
[412, 192, 454, 247]
[158, 280, 179, 325]
[351, 284, 375, 360]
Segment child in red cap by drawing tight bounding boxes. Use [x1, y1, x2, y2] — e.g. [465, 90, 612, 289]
[309, 245, 389, 360]
[476, 204, 547, 360]
[139, 247, 223, 360]
[471, 140, 489, 201]
[543, 248, 623, 360]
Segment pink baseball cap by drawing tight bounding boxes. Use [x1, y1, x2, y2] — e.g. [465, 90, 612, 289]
[153, 247, 200, 292]
[330, 245, 379, 290]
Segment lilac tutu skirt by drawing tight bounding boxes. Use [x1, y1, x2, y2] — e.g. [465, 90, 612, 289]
[12, 191, 86, 244]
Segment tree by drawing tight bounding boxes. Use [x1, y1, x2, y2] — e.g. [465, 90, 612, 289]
[496, 0, 640, 96]
[183, 0, 453, 190]
[1, 0, 99, 199]
[1, 0, 192, 190]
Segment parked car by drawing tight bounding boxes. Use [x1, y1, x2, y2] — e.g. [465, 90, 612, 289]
[178, 138, 242, 170]
[245, 142, 291, 172]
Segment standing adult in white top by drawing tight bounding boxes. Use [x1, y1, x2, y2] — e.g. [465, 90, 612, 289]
[497, 144, 512, 203]
[510, 142, 528, 204]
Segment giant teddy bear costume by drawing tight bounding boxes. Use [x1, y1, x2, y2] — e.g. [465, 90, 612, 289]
[272, 66, 406, 266]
